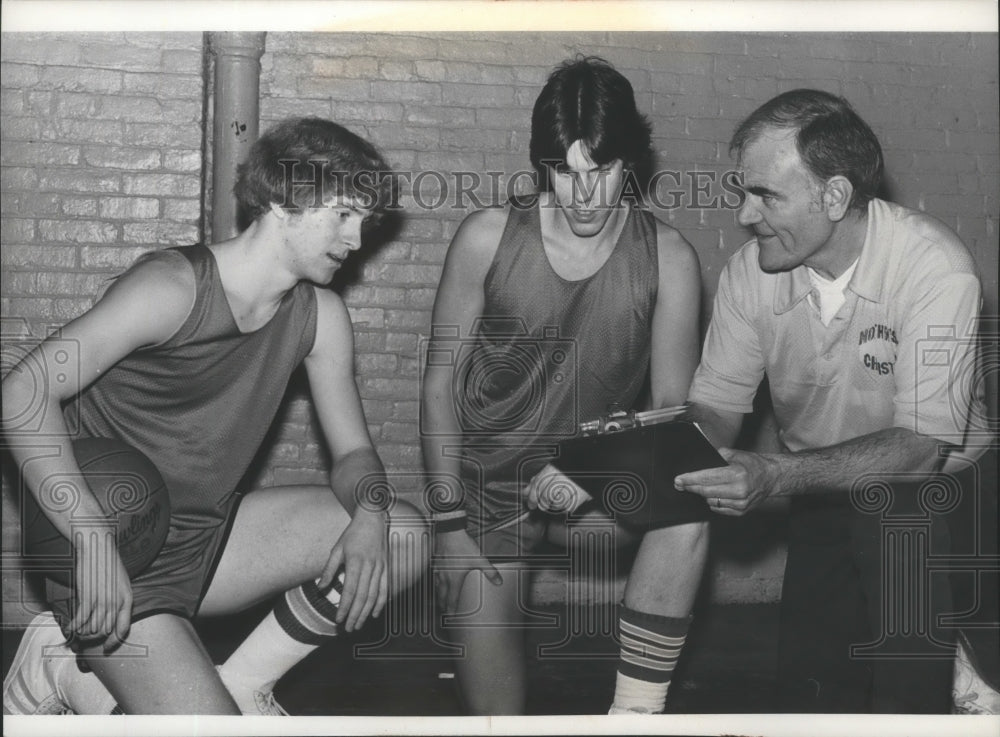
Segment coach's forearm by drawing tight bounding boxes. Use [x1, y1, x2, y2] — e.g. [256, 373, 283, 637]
[765, 427, 946, 498]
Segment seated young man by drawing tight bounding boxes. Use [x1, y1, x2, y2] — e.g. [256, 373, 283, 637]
[422, 57, 705, 715]
[2, 117, 426, 715]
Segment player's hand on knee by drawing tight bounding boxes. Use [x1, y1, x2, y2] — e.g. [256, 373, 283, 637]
[106, 585, 133, 654]
[323, 510, 388, 632]
[432, 530, 501, 614]
[525, 463, 592, 514]
[68, 539, 132, 650]
[674, 448, 778, 516]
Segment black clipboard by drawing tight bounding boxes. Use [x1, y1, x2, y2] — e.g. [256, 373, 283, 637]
[551, 419, 727, 529]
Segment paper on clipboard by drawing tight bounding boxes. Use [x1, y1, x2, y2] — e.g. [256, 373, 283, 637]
[550, 415, 727, 529]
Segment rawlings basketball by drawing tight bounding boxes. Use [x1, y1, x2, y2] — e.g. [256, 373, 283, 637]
[22, 437, 170, 586]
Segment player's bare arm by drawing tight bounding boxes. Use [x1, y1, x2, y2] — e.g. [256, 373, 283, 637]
[304, 286, 390, 632]
[422, 207, 508, 612]
[1, 254, 195, 648]
[685, 401, 745, 450]
[650, 220, 702, 409]
[421, 206, 507, 450]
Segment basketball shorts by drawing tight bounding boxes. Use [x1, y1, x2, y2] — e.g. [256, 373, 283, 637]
[462, 478, 550, 559]
[46, 500, 240, 627]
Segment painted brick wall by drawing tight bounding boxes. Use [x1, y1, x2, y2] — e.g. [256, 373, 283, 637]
[2, 32, 997, 616]
[2, 32, 205, 325]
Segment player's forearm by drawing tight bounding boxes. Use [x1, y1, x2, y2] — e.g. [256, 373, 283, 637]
[418, 370, 466, 516]
[2, 373, 109, 538]
[686, 402, 743, 450]
[766, 426, 945, 498]
[329, 446, 388, 518]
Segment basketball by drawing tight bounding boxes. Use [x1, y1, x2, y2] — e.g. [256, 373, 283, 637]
[22, 437, 170, 586]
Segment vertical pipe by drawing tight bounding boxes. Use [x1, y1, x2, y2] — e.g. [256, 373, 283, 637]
[207, 32, 265, 243]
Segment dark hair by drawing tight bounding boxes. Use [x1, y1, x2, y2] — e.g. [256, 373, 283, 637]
[529, 55, 654, 193]
[729, 89, 883, 211]
[234, 117, 393, 224]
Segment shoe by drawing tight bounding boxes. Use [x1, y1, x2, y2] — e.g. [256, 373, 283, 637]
[2, 612, 75, 715]
[215, 665, 289, 716]
[953, 634, 1000, 715]
[608, 704, 654, 715]
[253, 690, 289, 716]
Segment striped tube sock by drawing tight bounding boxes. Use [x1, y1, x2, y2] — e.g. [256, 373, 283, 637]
[609, 606, 691, 714]
[217, 576, 342, 713]
[272, 576, 343, 646]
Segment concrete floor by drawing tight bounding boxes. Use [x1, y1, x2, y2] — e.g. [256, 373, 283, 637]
[2, 601, 779, 715]
[205, 601, 779, 715]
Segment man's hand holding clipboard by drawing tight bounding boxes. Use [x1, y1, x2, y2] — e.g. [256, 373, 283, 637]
[524, 405, 729, 530]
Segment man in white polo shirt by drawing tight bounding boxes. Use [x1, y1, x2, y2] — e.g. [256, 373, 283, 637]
[674, 89, 995, 713]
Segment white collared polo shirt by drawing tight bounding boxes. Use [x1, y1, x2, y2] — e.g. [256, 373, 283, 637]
[689, 198, 983, 453]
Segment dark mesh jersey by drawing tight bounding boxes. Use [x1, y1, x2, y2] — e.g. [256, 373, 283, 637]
[456, 197, 659, 513]
[67, 244, 318, 531]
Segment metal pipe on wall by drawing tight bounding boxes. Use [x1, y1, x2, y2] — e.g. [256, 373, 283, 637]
[207, 32, 266, 243]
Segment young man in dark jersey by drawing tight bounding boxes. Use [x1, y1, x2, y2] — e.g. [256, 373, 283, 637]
[422, 57, 705, 714]
[2, 117, 425, 715]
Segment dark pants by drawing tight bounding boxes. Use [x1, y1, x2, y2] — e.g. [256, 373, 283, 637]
[948, 446, 999, 692]
[776, 482, 958, 713]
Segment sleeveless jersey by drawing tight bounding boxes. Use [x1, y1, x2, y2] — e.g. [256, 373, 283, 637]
[456, 198, 659, 503]
[66, 244, 318, 531]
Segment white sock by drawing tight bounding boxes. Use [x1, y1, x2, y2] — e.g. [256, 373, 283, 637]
[217, 576, 342, 712]
[609, 671, 669, 714]
[608, 606, 689, 714]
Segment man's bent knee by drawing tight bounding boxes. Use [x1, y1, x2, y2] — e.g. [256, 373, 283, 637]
[81, 615, 240, 715]
[643, 520, 709, 553]
[626, 521, 709, 613]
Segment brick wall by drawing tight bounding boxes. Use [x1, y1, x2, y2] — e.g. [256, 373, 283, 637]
[1, 32, 206, 619]
[1, 33, 205, 328]
[2, 32, 997, 615]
